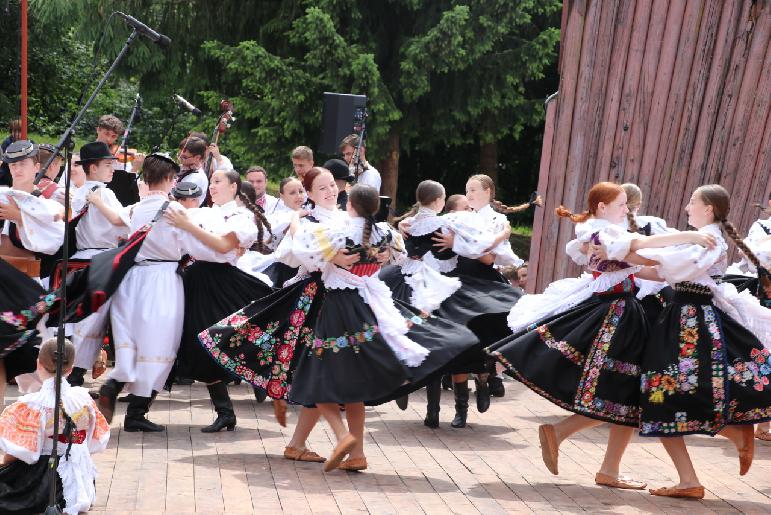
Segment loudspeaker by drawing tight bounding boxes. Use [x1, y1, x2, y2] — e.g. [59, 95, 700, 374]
[318, 92, 367, 155]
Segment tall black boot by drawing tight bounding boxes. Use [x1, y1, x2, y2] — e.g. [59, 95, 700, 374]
[395, 394, 409, 411]
[67, 367, 87, 387]
[424, 379, 441, 428]
[97, 379, 125, 423]
[450, 381, 469, 428]
[475, 376, 491, 413]
[202, 382, 236, 433]
[124, 392, 165, 432]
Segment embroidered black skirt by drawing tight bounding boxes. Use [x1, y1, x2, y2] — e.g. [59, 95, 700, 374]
[0, 257, 45, 378]
[487, 285, 647, 427]
[381, 261, 520, 375]
[199, 271, 479, 404]
[639, 286, 771, 437]
[176, 261, 273, 383]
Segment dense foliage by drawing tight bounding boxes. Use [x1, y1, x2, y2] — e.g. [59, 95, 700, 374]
[1, 0, 560, 214]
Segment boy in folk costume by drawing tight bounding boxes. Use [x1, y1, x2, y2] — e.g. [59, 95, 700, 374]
[65, 142, 129, 389]
[0, 338, 110, 514]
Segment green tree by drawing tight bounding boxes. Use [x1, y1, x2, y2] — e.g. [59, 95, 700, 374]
[201, 0, 560, 198]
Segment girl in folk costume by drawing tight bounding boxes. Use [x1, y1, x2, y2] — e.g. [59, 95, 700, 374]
[95, 155, 212, 432]
[620, 183, 675, 236]
[382, 180, 515, 427]
[287, 184, 476, 471]
[725, 195, 771, 440]
[237, 176, 307, 286]
[0, 141, 64, 405]
[723, 194, 771, 304]
[66, 142, 131, 388]
[199, 168, 353, 465]
[163, 169, 274, 433]
[0, 338, 110, 515]
[486, 182, 716, 489]
[632, 185, 771, 499]
[429, 175, 532, 427]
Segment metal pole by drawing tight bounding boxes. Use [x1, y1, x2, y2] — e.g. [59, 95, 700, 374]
[20, 0, 28, 139]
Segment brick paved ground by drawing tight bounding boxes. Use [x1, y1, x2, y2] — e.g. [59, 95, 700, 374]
[9, 377, 770, 514]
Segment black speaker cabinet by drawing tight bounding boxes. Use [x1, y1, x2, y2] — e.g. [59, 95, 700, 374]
[318, 92, 367, 155]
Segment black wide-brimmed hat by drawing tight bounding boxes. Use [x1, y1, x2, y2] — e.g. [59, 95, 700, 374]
[324, 158, 354, 182]
[0, 140, 38, 163]
[76, 142, 117, 164]
[171, 181, 202, 199]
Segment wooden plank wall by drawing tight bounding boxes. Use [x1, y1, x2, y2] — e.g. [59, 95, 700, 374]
[528, 0, 771, 293]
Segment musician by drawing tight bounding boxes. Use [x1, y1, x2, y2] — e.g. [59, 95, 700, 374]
[187, 131, 234, 172]
[245, 165, 279, 213]
[291, 146, 314, 182]
[340, 134, 381, 192]
[96, 114, 142, 206]
[35, 143, 64, 199]
[176, 136, 208, 206]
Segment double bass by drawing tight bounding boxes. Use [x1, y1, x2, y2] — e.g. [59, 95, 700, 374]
[201, 99, 234, 206]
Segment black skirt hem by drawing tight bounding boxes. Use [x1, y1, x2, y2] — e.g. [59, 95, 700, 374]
[491, 350, 639, 427]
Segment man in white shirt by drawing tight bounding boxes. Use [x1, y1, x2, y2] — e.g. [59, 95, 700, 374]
[96, 114, 142, 206]
[176, 136, 209, 206]
[187, 131, 234, 172]
[340, 134, 381, 192]
[245, 165, 280, 213]
[291, 145, 314, 182]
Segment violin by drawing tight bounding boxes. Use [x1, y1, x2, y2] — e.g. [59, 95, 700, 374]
[110, 144, 139, 163]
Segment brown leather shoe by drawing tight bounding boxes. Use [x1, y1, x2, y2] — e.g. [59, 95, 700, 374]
[324, 434, 357, 472]
[284, 446, 326, 463]
[338, 457, 368, 471]
[538, 424, 559, 475]
[273, 399, 287, 428]
[649, 485, 704, 499]
[595, 472, 646, 490]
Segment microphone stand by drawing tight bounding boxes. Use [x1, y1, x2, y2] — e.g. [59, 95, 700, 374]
[352, 124, 366, 185]
[122, 93, 141, 177]
[39, 28, 141, 515]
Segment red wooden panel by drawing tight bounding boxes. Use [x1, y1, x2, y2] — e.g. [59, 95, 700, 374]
[535, 0, 587, 291]
[718, 5, 771, 196]
[704, 1, 756, 185]
[621, 0, 669, 186]
[654, 0, 705, 227]
[527, 96, 558, 293]
[596, 0, 639, 183]
[608, 0, 653, 184]
[532, 0, 771, 288]
[666, 0, 724, 227]
[681, 0, 745, 198]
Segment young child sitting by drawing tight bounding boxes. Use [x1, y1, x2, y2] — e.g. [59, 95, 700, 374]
[0, 337, 110, 514]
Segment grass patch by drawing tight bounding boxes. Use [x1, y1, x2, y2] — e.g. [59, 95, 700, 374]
[25, 132, 90, 152]
[511, 225, 533, 237]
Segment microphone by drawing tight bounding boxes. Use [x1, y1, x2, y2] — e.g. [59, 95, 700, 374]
[116, 12, 171, 48]
[173, 94, 202, 117]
